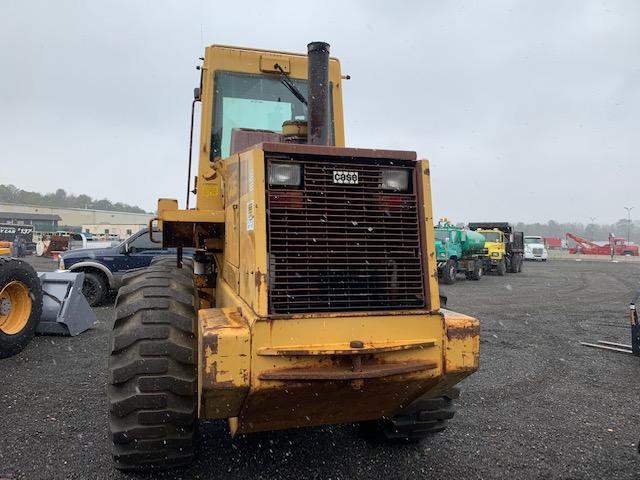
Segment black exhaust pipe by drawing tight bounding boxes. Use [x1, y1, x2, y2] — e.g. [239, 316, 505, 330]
[307, 41, 330, 146]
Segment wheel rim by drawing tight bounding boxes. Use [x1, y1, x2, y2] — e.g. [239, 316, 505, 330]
[83, 280, 98, 304]
[0, 281, 32, 335]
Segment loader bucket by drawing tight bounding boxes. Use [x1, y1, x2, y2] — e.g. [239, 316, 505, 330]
[36, 272, 97, 336]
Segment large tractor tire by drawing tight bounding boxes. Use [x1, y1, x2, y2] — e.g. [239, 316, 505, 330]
[470, 260, 483, 281]
[496, 259, 507, 276]
[441, 260, 457, 285]
[0, 258, 43, 359]
[509, 254, 522, 273]
[359, 389, 458, 443]
[150, 256, 195, 269]
[107, 261, 198, 471]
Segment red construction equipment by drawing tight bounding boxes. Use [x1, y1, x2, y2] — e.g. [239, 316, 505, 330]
[544, 237, 563, 250]
[565, 232, 639, 256]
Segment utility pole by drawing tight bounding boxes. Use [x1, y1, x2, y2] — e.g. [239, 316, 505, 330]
[624, 206, 634, 244]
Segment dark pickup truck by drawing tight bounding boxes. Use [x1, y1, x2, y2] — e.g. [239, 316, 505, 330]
[59, 228, 186, 306]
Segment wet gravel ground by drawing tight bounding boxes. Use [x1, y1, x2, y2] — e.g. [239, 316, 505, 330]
[1, 258, 639, 479]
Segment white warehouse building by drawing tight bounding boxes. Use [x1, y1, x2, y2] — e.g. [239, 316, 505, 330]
[81, 223, 147, 240]
[0, 203, 154, 231]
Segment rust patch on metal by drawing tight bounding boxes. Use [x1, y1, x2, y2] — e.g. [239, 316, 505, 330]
[447, 323, 480, 340]
[258, 142, 417, 161]
[423, 167, 430, 176]
[202, 359, 217, 389]
[203, 332, 219, 355]
[236, 376, 440, 434]
[226, 309, 248, 328]
[261, 309, 430, 321]
[257, 340, 436, 356]
[258, 360, 436, 381]
[255, 270, 268, 291]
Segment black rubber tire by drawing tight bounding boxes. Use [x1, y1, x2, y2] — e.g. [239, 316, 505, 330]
[496, 259, 507, 276]
[0, 258, 43, 359]
[82, 271, 107, 307]
[471, 260, 483, 281]
[359, 390, 458, 443]
[150, 256, 195, 269]
[518, 256, 524, 272]
[107, 262, 198, 471]
[441, 260, 457, 285]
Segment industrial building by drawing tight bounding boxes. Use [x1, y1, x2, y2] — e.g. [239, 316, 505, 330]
[0, 202, 154, 231]
[0, 211, 61, 231]
[81, 223, 147, 240]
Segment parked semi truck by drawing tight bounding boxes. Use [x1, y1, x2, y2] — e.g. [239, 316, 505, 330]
[524, 235, 548, 261]
[468, 222, 524, 275]
[435, 220, 486, 284]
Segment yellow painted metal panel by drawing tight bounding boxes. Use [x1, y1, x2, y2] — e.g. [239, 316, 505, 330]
[198, 307, 251, 419]
[239, 149, 256, 309]
[160, 209, 224, 223]
[195, 44, 345, 213]
[259, 55, 290, 73]
[224, 154, 240, 268]
[234, 312, 446, 433]
[442, 309, 481, 373]
[249, 313, 444, 388]
[235, 149, 268, 317]
[417, 159, 440, 312]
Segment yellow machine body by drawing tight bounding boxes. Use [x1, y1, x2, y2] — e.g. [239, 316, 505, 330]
[0, 241, 12, 256]
[155, 44, 480, 435]
[479, 228, 506, 262]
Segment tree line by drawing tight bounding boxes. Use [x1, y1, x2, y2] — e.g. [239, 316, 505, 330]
[0, 184, 149, 214]
[512, 219, 639, 243]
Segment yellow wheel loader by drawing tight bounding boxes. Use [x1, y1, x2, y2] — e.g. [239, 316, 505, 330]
[0, 258, 42, 358]
[0, 257, 97, 359]
[107, 42, 480, 471]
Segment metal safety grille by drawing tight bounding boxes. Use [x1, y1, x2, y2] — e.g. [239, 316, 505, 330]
[267, 157, 425, 314]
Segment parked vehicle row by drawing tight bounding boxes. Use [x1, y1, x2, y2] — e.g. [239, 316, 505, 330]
[436, 221, 528, 285]
[58, 228, 192, 306]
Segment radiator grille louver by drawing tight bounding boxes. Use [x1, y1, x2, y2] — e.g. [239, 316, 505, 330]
[266, 157, 426, 314]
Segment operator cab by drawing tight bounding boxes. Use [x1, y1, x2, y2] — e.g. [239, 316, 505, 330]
[198, 44, 345, 164]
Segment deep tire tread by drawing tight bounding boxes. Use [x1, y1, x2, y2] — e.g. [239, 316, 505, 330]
[360, 391, 458, 443]
[0, 258, 43, 359]
[108, 263, 198, 471]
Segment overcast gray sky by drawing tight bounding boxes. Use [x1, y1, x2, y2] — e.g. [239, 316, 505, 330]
[1, 0, 638, 224]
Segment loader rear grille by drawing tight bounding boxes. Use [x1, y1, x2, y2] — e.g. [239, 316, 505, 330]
[266, 156, 426, 314]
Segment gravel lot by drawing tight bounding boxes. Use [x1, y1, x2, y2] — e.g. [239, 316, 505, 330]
[1, 258, 639, 479]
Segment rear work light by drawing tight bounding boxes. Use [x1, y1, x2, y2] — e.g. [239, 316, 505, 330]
[269, 163, 302, 186]
[381, 169, 409, 192]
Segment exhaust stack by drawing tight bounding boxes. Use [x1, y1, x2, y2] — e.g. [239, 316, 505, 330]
[307, 41, 330, 145]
